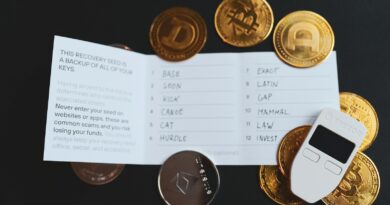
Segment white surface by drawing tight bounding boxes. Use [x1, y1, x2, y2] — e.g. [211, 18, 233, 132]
[44, 36, 340, 165]
[291, 108, 366, 203]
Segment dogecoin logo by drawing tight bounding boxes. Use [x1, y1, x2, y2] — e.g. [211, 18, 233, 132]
[161, 18, 196, 50]
[337, 162, 362, 198]
[287, 22, 320, 52]
[226, 1, 259, 35]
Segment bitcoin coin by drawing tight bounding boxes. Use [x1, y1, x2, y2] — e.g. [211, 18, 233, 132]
[71, 162, 125, 185]
[259, 166, 305, 205]
[322, 152, 380, 205]
[273, 11, 335, 68]
[340, 92, 379, 151]
[215, 0, 274, 47]
[158, 151, 220, 205]
[150, 7, 207, 61]
[278, 125, 311, 177]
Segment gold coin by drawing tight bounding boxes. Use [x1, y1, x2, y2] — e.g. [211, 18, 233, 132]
[322, 152, 380, 205]
[149, 7, 207, 61]
[278, 125, 311, 177]
[340, 92, 379, 151]
[259, 166, 305, 205]
[215, 0, 273, 47]
[273, 11, 335, 68]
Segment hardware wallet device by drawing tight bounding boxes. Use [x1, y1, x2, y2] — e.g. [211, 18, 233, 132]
[290, 108, 366, 203]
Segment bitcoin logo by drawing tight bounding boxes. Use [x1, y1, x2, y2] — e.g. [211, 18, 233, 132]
[161, 18, 196, 50]
[323, 152, 380, 205]
[340, 92, 379, 151]
[286, 22, 320, 52]
[215, 0, 274, 47]
[226, 1, 259, 36]
[336, 162, 362, 202]
[273, 11, 335, 68]
[150, 7, 207, 61]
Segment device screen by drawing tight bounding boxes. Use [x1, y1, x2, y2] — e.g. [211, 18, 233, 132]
[309, 125, 355, 163]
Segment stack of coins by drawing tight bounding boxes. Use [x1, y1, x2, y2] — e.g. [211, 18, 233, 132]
[259, 93, 381, 205]
[323, 92, 380, 205]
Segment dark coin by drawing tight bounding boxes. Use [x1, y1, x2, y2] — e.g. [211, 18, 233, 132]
[71, 162, 125, 185]
[158, 151, 220, 205]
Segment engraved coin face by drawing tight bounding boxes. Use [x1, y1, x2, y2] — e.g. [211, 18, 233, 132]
[150, 7, 207, 61]
[71, 163, 125, 185]
[278, 125, 311, 177]
[215, 0, 274, 47]
[259, 166, 305, 205]
[340, 92, 379, 151]
[273, 11, 335, 68]
[322, 152, 380, 205]
[158, 151, 220, 205]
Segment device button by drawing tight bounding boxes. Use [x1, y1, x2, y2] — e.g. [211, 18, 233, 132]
[325, 161, 342, 175]
[303, 148, 320, 162]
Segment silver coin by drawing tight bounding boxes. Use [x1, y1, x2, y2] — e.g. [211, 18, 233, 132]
[158, 151, 220, 205]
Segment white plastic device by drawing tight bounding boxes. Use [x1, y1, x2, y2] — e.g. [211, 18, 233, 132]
[290, 108, 366, 203]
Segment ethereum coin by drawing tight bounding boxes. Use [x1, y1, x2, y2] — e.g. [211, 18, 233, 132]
[158, 151, 220, 205]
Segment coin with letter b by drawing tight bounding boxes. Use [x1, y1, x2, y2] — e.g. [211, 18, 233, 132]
[215, 0, 274, 47]
[158, 151, 220, 205]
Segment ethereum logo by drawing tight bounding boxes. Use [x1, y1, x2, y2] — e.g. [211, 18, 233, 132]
[171, 171, 199, 195]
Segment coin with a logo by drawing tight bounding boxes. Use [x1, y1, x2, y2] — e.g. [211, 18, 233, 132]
[278, 125, 311, 177]
[340, 92, 379, 151]
[150, 7, 207, 61]
[158, 151, 220, 205]
[215, 0, 273, 47]
[273, 11, 335, 68]
[259, 166, 305, 205]
[71, 162, 125, 185]
[322, 152, 380, 205]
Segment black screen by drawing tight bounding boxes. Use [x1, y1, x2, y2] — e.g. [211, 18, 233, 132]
[309, 125, 356, 163]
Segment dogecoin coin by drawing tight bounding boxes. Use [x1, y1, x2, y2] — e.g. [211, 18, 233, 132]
[278, 125, 311, 177]
[259, 166, 305, 205]
[340, 92, 379, 151]
[215, 0, 274, 47]
[158, 151, 220, 205]
[273, 10, 335, 68]
[150, 7, 207, 61]
[71, 162, 125, 185]
[322, 152, 380, 205]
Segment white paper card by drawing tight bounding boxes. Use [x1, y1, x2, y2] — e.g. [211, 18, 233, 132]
[44, 36, 339, 165]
